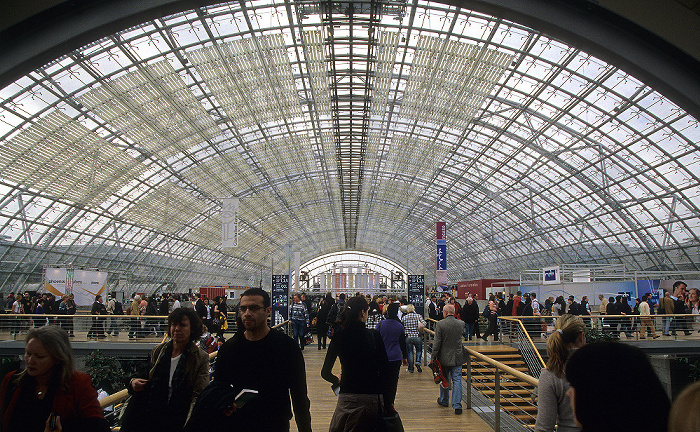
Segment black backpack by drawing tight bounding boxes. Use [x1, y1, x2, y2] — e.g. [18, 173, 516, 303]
[326, 301, 345, 326]
[113, 300, 124, 315]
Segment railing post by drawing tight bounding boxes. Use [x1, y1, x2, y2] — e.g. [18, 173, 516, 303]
[508, 320, 513, 345]
[466, 353, 472, 409]
[423, 331, 428, 366]
[494, 368, 501, 432]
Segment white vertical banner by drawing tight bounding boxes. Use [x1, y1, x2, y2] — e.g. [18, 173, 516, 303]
[45, 268, 68, 297]
[72, 270, 108, 306]
[221, 197, 239, 248]
[293, 251, 301, 291]
[320, 273, 326, 292]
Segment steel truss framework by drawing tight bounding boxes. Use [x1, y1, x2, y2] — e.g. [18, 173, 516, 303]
[0, 0, 698, 293]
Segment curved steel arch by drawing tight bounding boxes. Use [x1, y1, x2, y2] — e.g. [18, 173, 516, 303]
[0, 0, 698, 295]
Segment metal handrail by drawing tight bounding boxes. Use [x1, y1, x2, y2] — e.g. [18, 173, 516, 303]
[466, 347, 539, 387]
[423, 326, 540, 431]
[98, 320, 290, 410]
[498, 317, 546, 369]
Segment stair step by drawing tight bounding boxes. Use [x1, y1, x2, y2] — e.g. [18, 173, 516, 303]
[502, 405, 538, 413]
[472, 359, 527, 366]
[480, 389, 535, 396]
[472, 382, 534, 389]
[479, 354, 523, 359]
[470, 374, 529, 382]
[470, 367, 530, 374]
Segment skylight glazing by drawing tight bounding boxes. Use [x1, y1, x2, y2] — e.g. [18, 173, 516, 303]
[0, 0, 698, 294]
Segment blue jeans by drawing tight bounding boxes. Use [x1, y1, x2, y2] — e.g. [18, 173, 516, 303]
[108, 317, 119, 335]
[406, 336, 422, 371]
[438, 365, 463, 410]
[292, 321, 306, 349]
[662, 316, 672, 335]
[465, 322, 475, 340]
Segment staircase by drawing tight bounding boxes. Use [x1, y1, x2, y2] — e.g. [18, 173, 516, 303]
[465, 345, 538, 427]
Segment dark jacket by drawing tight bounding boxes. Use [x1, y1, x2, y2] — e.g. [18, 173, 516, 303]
[124, 340, 209, 432]
[321, 321, 389, 396]
[463, 301, 479, 323]
[158, 299, 170, 316]
[91, 301, 107, 316]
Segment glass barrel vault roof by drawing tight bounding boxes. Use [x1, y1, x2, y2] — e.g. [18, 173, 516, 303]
[0, 0, 698, 292]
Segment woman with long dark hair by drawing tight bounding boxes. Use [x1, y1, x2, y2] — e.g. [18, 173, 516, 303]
[122, 308, 209, 432]
[321, 296, 390, 432]
[366, 300, 385, 330]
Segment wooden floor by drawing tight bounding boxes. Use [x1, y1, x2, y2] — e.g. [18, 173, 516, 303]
[290, 344, 493, 432]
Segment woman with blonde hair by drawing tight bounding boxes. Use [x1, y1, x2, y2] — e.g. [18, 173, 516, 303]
[686, 288, 699, 333]
[668, 381, 700, 432]
[534, 314, 586, 432]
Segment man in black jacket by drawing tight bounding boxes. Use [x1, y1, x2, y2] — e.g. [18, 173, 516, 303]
[428, 295, 439, 321]
[671, 281, 691, 336]
[88, 294, 108, 338]
[214, 288, 311, 432]
[567, 296, 581, 315]
[617, 295, 633, 337]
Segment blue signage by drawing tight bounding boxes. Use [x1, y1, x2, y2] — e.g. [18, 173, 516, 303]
[436, 244, 447, 270]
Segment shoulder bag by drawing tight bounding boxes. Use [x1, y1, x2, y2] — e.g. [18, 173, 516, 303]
[375, 395, 404, 432]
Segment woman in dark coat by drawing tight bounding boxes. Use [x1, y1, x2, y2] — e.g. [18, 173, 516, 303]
[316, 293, 334, 349]
[321, 296, 390, 432]
[122, 308, 209, 432]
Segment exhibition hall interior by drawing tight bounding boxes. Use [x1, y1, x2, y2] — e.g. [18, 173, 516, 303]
[0, 1, 699, 431]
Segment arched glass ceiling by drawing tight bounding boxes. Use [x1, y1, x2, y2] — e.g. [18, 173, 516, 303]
[0, 1, 698, 294]
[300, 250, 406, 291]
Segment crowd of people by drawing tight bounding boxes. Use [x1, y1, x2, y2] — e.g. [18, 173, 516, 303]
[1, 286, 699, 432]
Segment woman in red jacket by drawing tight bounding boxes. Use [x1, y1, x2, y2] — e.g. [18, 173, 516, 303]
[0, 326, 109, 432]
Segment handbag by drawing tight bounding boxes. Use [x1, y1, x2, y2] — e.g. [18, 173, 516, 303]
[119, 390, 148, 432]
[375, 395, 404, 432]
[326, 326, 334, 339]
[221, 316, 228, 330]
[428, 358, 449, 388]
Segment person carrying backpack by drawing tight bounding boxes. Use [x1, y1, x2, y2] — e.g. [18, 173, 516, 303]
[325, 293, 346, 338]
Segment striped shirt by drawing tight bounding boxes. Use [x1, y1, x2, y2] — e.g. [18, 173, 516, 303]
[290, 302, 309, 324]
[401, 312, 426, 338]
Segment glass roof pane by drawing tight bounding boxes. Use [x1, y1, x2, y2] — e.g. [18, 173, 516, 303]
[0, 0, 698, 293]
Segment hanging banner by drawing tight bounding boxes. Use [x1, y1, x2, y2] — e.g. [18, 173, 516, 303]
[271, 275, 289, 326]
[543, 266, 560, 285]
[408, 275, 425, 315]
[45, 268, 68, 297]
[72, 270, 108, 306]
[436, 222, 447, 291]
[222, 197, 239, 248]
